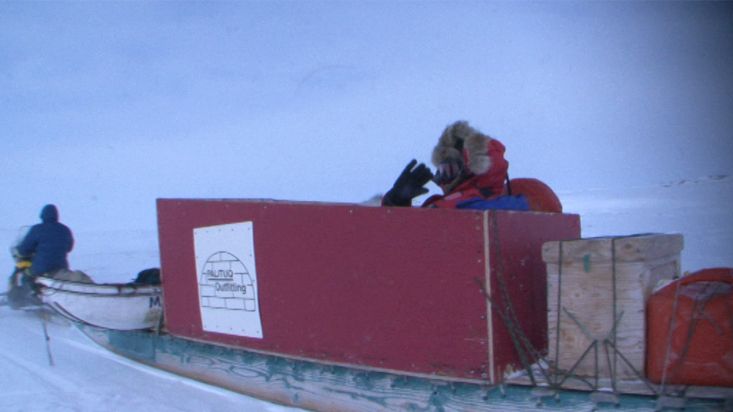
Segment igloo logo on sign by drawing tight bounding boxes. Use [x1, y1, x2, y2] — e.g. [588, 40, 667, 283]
[193, 221, 263, 338]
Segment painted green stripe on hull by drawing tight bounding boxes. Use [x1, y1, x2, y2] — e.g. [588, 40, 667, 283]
[81, 326, 727, 412]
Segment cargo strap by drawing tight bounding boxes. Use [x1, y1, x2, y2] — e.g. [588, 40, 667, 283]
[477, 212, 551, 385]
[551, 238, 655, 394]
[660, 279, 729, 396]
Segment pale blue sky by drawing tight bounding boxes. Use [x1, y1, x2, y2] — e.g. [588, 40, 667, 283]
[2, 1, 731, 234]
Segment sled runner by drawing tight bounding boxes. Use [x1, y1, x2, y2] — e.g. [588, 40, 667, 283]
[78, 323, 728, 411]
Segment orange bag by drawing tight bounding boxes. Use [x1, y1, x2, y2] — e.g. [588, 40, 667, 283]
[646, 267, 733, 387]
[507, 178, 562, 213]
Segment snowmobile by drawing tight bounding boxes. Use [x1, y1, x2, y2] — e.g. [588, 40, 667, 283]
[5, 226, 42, 309]
[5, 256, 42, 309]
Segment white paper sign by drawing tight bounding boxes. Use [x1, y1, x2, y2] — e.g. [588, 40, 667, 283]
[193, 221, 263, 338]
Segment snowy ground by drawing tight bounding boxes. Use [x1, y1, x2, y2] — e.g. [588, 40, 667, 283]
[0, 308, 302, 412]
[1, 177, 731, 412]
[561, 175, 733, 274]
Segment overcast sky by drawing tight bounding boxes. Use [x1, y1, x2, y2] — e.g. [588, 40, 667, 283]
[2, 1, 731, 234]
[1, 7, 731, 410]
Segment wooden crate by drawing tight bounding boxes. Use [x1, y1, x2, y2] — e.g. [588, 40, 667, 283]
[542, 234, 683, 380]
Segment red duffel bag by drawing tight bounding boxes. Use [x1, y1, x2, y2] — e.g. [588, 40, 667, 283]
[646, 267, 733, 387]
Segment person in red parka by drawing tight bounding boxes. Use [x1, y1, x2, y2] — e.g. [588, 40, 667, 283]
[382, 120, 529, 210]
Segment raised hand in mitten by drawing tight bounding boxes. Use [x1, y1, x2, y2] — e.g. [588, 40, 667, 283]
[382, 159, 434, 207]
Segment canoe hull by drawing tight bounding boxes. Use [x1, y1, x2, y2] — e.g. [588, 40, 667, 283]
[37, 277, 163, 330]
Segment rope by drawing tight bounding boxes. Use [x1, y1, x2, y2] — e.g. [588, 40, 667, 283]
[38, 288, 160, 298]
[660, 276, 683, 393]
[604, 339, 657, 394]
[549, 236, 659, 395]
[553, 241, 563, 385]
[491, 212, 548, 365]
[39, 308, 55, 367]
[477, 212, 554, 385]
[476, 280, 537, 384]
[556, 340, 598, 389]
[610, 238, 618, 387]
[663, 281, 726, 392]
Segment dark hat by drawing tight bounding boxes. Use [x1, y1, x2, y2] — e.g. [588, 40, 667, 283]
[40, 204, 59, 222]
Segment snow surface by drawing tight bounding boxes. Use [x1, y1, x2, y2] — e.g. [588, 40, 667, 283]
[1, 2, 732, 411]
[0, 308, 302, 412]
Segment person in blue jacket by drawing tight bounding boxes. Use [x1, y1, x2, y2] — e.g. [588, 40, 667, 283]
[15, 204, 74, 276]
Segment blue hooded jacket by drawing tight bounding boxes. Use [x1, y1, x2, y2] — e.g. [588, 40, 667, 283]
[16, 204, 74, 276]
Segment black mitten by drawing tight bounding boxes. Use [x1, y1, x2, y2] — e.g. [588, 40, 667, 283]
[382, 159, 434, 207]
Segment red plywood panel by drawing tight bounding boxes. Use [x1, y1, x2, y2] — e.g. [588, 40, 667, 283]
[158, 199, 490, 381]
[157, 199, 580, 383]
[486, 211, 581, 380]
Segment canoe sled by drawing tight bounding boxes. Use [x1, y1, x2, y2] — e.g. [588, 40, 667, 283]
[36, 276, 163, 330]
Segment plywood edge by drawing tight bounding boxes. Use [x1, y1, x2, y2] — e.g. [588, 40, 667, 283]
[483, 211, 495, 384]
[542, 234, 683, 263]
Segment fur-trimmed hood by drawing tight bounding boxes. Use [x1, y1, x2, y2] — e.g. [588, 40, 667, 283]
[431, 121, 493, 175]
